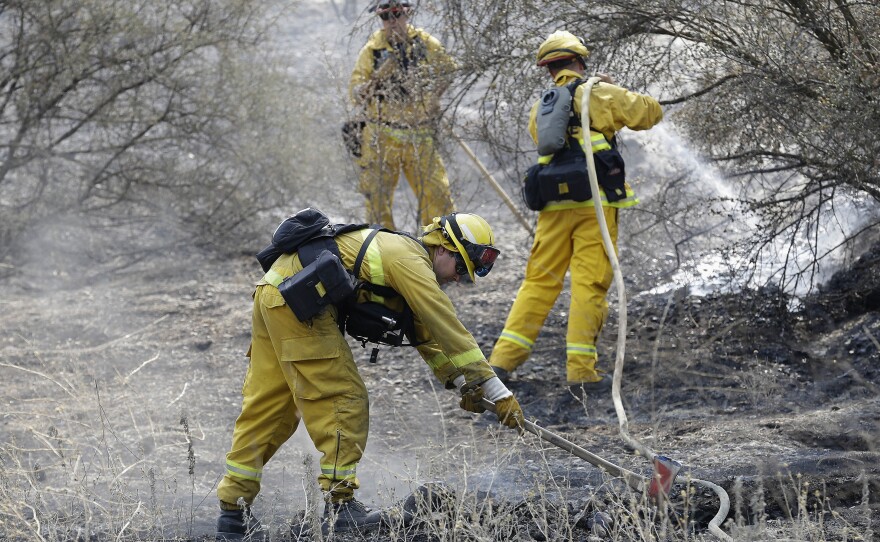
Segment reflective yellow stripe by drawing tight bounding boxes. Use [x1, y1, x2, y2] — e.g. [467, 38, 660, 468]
[590, 133, 611, 152]
[607, 193, 640, 208]
[498, 329, 534, 351]
[536, 135, 609, 167]
[449, 347, 485, 368]
[567, 343, 597, 357]
[378, 124, 433, 141]
[425, 352, 451, 370]
[542, 187, 639, 211]
[263, 269, 285, 288]
[543, 200, 591, 211]
[361, 229, 387, 304]
[226, 460, 262, 481]
[321, 463, 358, 480]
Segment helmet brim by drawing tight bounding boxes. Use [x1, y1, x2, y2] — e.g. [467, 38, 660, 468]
[536, 53, 577, 66]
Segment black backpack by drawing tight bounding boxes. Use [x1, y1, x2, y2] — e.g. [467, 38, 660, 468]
[255, 209, 420, 358]
[522, 79, 627, 210]
[256, 208, 368, 272]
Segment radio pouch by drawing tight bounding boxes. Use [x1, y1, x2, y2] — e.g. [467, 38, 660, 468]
[343, 300, 413, 348]
[278, 249, 357, 322]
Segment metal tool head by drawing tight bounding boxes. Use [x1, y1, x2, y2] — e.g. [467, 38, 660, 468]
[647, 455, 682, 502]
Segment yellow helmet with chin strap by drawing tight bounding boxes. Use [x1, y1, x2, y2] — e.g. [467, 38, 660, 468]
[421, 213, 499, 281]
[536, 30, 589, 67]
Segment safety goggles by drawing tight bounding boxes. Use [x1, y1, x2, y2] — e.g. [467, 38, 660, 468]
[466, 241, 500, 277]
[453, 243, 500, 277]
[378, 9, 406, 20]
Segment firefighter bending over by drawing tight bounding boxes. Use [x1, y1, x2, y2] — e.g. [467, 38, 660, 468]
[216, 212, 523, 539]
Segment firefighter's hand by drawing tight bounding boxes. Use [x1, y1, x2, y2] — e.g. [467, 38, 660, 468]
[459, 386, 486, 414]
[494, 395, 524, 431]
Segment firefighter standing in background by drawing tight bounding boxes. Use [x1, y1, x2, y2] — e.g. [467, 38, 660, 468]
[489, 31, 663, 392]
[349, 0, 456, 230]
[216, 212, 523, 540]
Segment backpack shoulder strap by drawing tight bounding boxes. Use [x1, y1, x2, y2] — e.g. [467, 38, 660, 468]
[567, 78, 588, 128]
[294, 221, 376, 270]
[352, 228, 399, 299]
[353, 228, 383, 279]
[344, 227, 426, 349]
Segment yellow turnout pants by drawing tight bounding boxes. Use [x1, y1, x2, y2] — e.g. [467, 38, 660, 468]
[217, 283, 369, 507]
[358, 122, 454, 230]
[489, 206, 618, 383]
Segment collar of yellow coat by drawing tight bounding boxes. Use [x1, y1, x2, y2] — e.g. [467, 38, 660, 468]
[552, 68, 584, 86]
[368, 25, 420, 49]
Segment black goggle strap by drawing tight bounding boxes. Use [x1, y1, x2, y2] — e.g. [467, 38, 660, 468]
[440, 216, 468, 276]
[453, 253, 469, 276]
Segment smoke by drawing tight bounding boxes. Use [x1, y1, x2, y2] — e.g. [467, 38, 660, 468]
[629, 124, 879, 297]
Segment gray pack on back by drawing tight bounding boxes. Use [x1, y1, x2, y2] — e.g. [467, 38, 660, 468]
[536, 85, 573, 156]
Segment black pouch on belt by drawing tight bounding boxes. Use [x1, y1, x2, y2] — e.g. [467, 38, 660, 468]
[278, 250, 357, 321]
[343, 300, 410, 347]
[593, 147, 627, 202]
[536, 149, 592, 203]
[521, 163, 546, 211]
[342, 120, 366, 158]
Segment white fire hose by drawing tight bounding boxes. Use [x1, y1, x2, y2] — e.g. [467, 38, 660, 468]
[580, 77, 732, 542]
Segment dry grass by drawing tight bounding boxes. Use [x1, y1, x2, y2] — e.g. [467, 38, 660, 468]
[0, 374, 872, 541]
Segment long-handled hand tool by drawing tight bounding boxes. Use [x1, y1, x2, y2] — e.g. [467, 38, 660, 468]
[479, 398, 680, 500]
[449, 129, 536, 236]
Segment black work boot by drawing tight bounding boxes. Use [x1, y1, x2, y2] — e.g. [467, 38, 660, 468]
[491, 365, 511, 384]
[569, 377, 613, 396]
[216, 506, 266, 541]
[321, 498, 383, 535]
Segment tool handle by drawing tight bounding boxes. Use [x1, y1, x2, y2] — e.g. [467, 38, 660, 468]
[480, 398, 645, 491]
[450, 131, 536, 236]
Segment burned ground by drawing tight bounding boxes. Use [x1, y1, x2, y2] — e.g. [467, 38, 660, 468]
[0, 226, 878, 541]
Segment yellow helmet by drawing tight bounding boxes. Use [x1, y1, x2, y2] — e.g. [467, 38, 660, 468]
[422, 213, 500, 281]
[536, 31, 589, 67]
